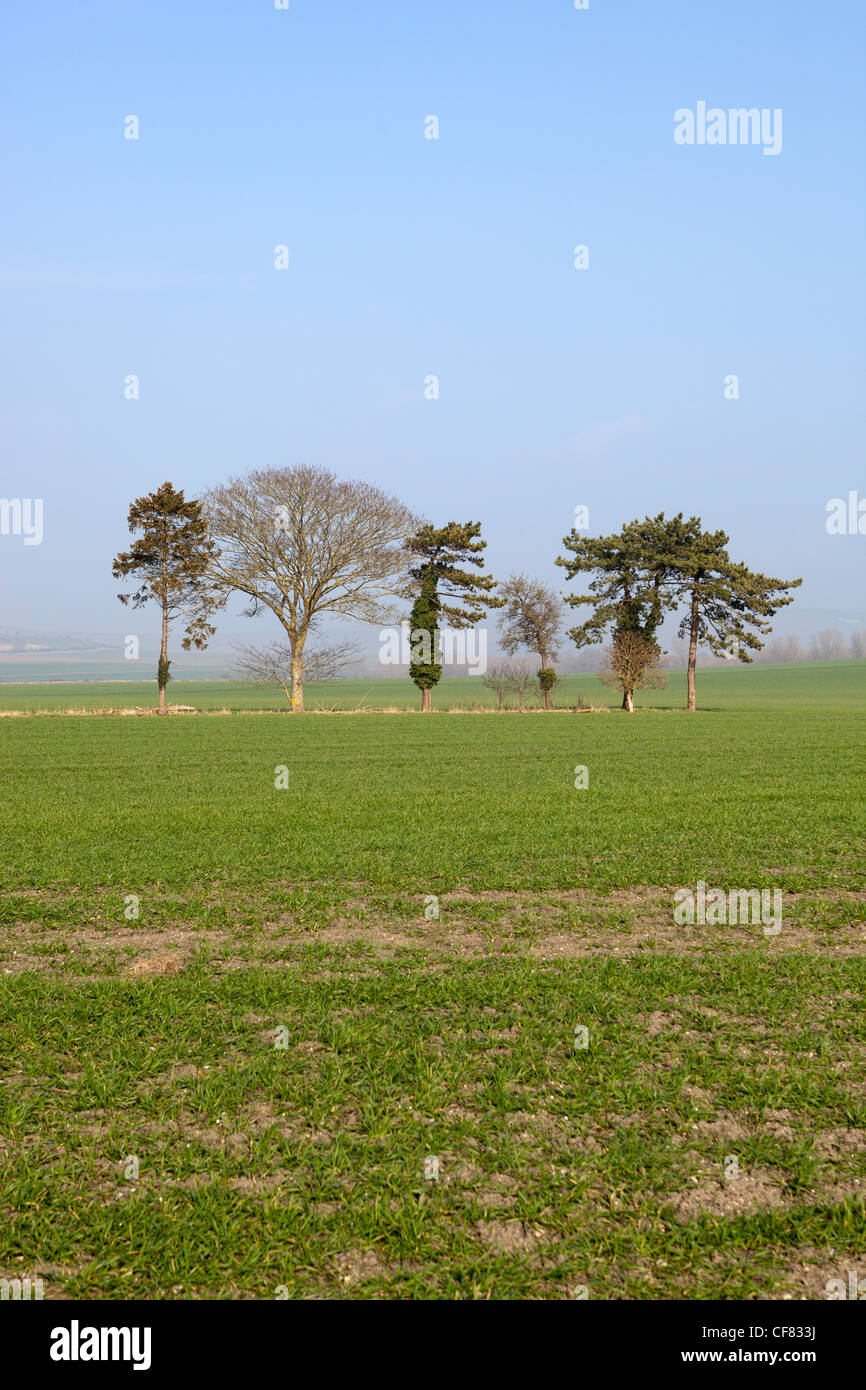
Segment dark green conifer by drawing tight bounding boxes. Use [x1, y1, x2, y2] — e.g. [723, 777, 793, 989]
[113, 482, 221, 715]
[405, 522, 502, 711]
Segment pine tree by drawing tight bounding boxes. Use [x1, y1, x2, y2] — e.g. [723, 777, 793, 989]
[405, 522, 502, 711]
[556, 514, 685, 709]
[113, 482, 221, 715]
[408, 566, 442, 709]
[659, 525, 802, 711]
[557, 513, 802, 712]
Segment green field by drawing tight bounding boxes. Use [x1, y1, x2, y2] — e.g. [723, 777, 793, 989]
[0, 664, 864, 1299]
[0, 657, 863, 712]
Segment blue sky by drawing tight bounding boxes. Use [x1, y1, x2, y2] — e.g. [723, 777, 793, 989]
[1, 0, 864, 644]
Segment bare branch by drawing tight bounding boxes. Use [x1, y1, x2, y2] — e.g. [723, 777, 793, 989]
[598, 630, 667, 711]
[498, 572, 563, 666]
[232, 638, 362, 705]
[206, 465, 419, 709]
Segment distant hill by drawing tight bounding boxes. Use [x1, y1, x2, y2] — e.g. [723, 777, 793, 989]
[0, 627, 111, 654]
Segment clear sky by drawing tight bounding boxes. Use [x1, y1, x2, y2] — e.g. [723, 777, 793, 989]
[1, 0, 864, 644]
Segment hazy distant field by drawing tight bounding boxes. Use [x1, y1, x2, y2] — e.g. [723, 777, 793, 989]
[0, 658, 863, 712]
[1, 663, 863, 1299]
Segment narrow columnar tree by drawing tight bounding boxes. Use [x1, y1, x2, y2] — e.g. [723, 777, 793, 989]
[407, 565, 442, 711]
[497, 572, 563, 709]
[405, 521, 503, 711]
[112, 482, 221, 715]
[205, 466, 418, 711]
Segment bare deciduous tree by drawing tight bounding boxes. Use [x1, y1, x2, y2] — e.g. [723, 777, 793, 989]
[205, 465, 418, 710]
[758, 635, 805, 664]
[809, 629, 847, 661]
[598, 631, 667, 712]
[506, 660, 536, 711]
[232, 639, 362, 708]
[481, 662, 512, 710]
[498, 572, 563, 709]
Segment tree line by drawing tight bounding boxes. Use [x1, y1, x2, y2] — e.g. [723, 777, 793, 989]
[757, 630, 866, 663]
[112, 467, 801, 715]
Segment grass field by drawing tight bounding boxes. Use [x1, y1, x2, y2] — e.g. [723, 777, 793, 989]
[0, 664, 863, 1299]
[1, 658, 863, 712]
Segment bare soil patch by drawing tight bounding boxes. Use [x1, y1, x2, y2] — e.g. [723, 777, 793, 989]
[333, 1249, 388, 1286]
[669, 1169, 788, 1222]
[769, 1248, 866, 1301]
[475, 1218, 543, 1255]
[2, 885, 862, 979]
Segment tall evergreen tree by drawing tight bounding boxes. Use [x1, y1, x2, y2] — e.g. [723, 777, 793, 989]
[407, 565, 442, 711]
[556, 514, 686, 709]
[405, 522, 502, 711]
[557, 513, 801, 712]
[659, 525, 802, 711]
[113, 482, 221, 715]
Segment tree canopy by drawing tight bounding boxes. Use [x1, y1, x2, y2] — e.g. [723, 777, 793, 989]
[112, 481, 220, 714]
[204, 465, 418, 710]
[405, 521, 502, 710]
[557, 512, 801, 710]
[498, 572, 563, 709]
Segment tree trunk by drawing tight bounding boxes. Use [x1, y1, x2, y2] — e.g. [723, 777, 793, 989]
[290, 645, 304, 711]
[687, 589, 699, 712]
[421, 687, 431, 712]
[623, 689, 635, 713]
[539, 650, 551, 711]
[157, 592, 169, 716]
